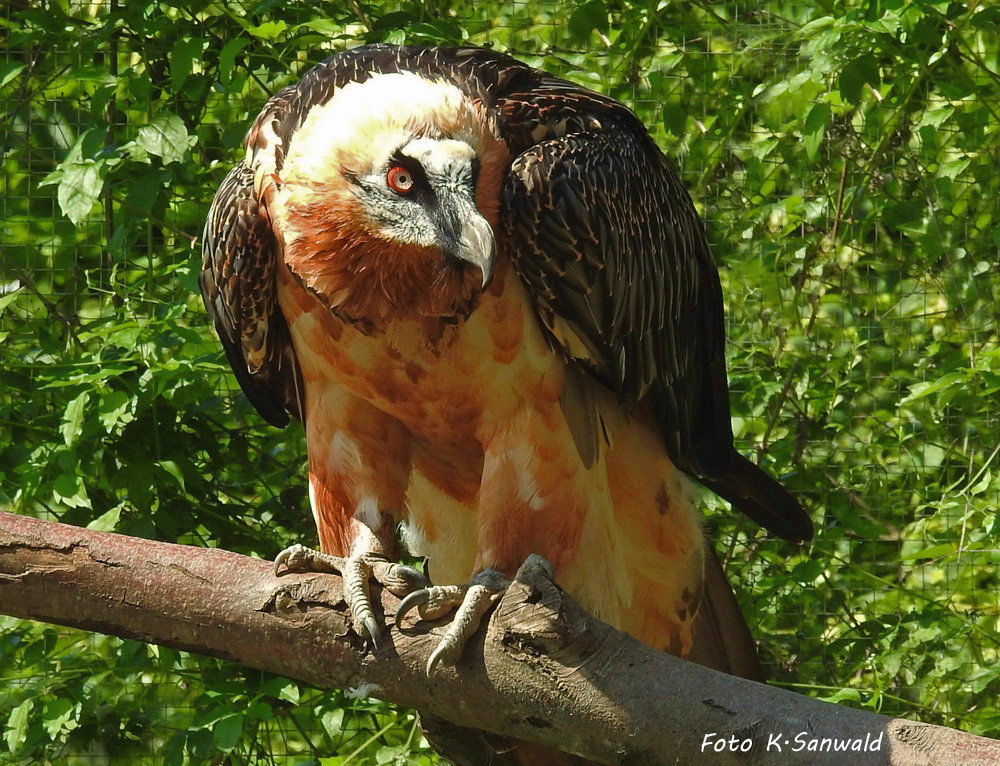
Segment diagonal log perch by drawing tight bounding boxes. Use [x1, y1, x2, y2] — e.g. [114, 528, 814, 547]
[1, 510, 998, 765]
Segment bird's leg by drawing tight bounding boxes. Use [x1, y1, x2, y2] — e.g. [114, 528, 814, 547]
[274, 543, 429, 649]
[277, 388, 421, 648]
[395, 555, 554, 674]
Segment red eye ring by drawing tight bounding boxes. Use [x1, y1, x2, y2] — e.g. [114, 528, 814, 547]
[387, 164, 414, 194]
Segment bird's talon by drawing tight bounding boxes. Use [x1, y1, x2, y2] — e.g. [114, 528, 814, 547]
[395, 574, 512, 674]
[426, 643, 452, 676]
[363, 615, 384, 650]
[395, 589, 432, 628]
[273, 543, 311, 575]
[376, 562, 430, 596]
[270, 545, 431, 650]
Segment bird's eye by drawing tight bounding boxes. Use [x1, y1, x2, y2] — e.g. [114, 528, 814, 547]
[387, 165, 414, 195]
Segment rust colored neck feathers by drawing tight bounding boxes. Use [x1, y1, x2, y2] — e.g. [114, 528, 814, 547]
[280, 189, 484, 330]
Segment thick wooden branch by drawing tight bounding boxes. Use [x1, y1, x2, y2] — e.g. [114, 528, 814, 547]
[1, 510, 998, 765]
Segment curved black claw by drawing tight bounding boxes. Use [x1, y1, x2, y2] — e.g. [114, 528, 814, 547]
[395, 590, 432, 630]
[395, 565, 430, 587]
[364, 615, 385, 651]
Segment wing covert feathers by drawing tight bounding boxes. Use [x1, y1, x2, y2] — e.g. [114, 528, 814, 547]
[200, 160, 303, 426]
[494, 73, 811, 542]
[501, 128, 727, 463]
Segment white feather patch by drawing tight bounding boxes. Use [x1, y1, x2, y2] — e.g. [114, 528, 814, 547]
[354, 493, 382, 530]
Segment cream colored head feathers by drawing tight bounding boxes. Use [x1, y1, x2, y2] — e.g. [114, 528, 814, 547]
[267, 71, 510, 325]
[286, 73, 495, 178]
[278, 72, 507, 231]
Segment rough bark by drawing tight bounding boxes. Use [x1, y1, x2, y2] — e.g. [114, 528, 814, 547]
[1, 510, 997, 765]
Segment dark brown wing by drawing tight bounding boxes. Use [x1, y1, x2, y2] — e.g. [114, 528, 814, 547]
[494, 81, 813, 543]
[199, 159, 302, 426]
[502, 128, 729, 467]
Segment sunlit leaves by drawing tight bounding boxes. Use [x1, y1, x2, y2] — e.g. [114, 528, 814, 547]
[136, 113, 195, 166]
[60, 391, 89, 447]
[39, 131, 109, 226]
[4, 699, 33, 754]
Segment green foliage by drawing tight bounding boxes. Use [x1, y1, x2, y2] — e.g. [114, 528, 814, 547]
[0, 622, 435, 764]
[1, 0, 998, 762]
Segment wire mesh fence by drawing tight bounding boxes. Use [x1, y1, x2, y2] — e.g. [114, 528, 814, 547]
[2, 0, 998, 762]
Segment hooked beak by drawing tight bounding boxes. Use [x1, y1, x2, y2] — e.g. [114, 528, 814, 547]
[434, 194, 496, 288]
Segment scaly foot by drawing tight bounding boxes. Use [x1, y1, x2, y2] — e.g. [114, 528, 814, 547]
[274, 544, 429, 649]
[395, 556, 555, 674]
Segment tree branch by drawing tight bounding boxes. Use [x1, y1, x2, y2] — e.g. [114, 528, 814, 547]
[1, 510, 998, 765]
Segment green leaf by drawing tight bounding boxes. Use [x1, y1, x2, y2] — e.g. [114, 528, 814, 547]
[830, 503, 879, 538]
[568, 1, 608, 42]
[157, 460, 186, 491]
[838, 54, 879, 104]
[41, 699, 77, 739]
[900, 371, 966, 405]
[0, 63, 25, 89]
[662, 102, 687, 137]
[170, 37, 206, 91]
[54, 160, 107, 226]
[376, 744, 408, 764]
[247, 21, 287, 40]
[969, 470, 992, 495]
[123, 168, 170, 215]
[137, 113, 192, 165]
[0, 285, 22, 313]
[5, 698, 33, 753]
[321, 708, 344, 738]
[87, 503, 123, 532]
[163, 733, 185, 766]
[108, 322, 143, 349]
[212, 713, 243, 752]
[53, 472, 91, 509]
[899, 542, 956, 561]
[295, 19, 344, 36]
[245, 701, 274, 721]
[820, 688, 863, 705]
[803, 102, 830, 160]
[61, 391, 90, 447]
[790, 559, 824, 585]
[218, 38, 251, 84]
[262, 678, 300, 704]
[98, 390, 135, 432]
